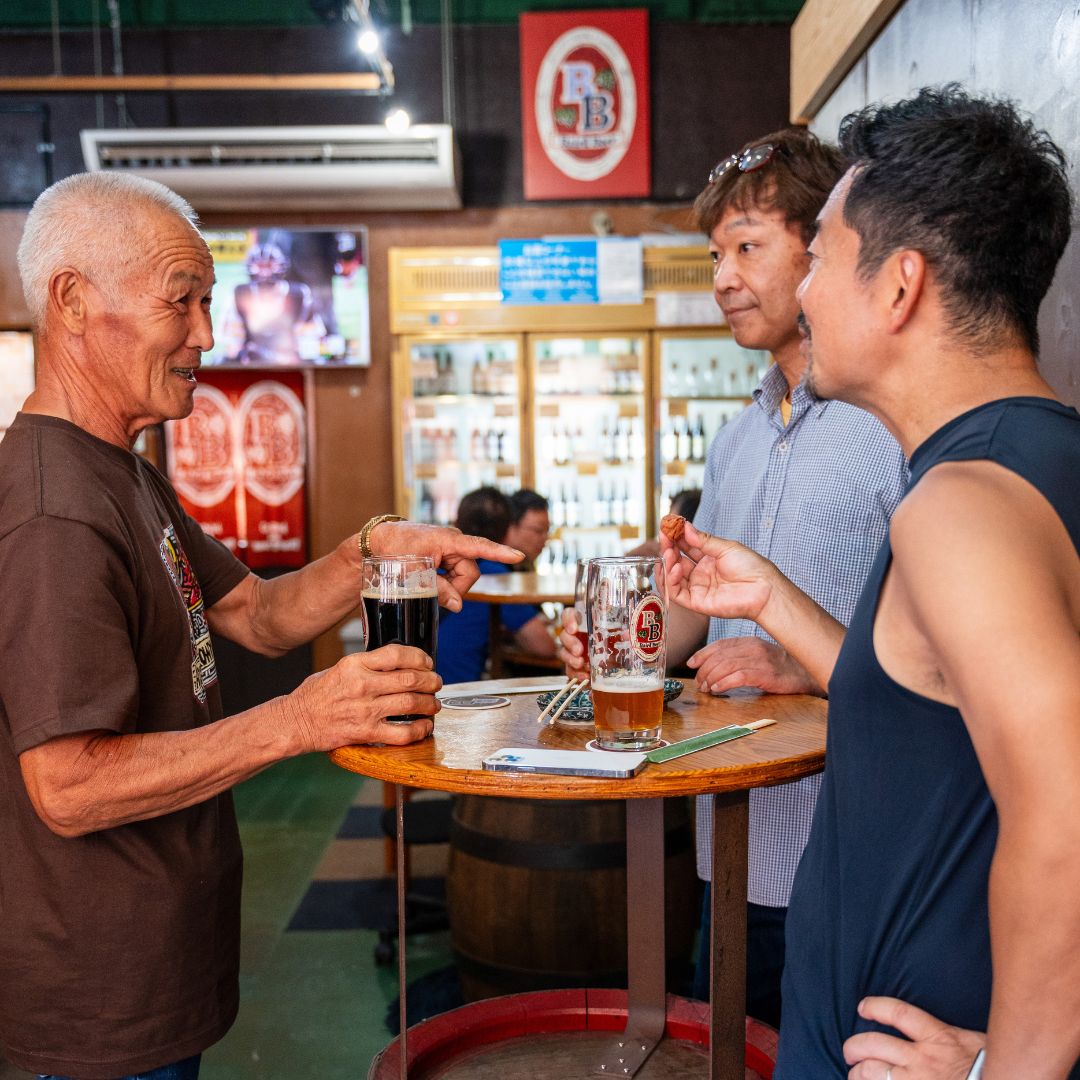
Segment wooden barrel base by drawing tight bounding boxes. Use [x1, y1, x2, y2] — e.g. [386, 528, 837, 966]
[368, 989, 777, 1080]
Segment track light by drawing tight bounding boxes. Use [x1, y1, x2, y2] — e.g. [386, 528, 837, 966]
[357, 28, 379, 54]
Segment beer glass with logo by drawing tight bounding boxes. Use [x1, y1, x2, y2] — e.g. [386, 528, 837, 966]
[362, 555, 439, 722]
[586, 556, 667, 751]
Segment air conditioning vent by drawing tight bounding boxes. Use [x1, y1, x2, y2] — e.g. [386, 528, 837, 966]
[80, 125, 461, 211]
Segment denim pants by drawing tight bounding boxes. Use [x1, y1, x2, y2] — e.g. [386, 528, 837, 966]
[37, 1053, 201, 1080]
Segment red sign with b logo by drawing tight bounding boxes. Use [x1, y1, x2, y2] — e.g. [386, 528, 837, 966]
[520, 9, 650, 200]
[166, 371, 307, 569]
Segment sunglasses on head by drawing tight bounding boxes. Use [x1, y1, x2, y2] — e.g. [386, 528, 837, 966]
[707, 143, 779, 185]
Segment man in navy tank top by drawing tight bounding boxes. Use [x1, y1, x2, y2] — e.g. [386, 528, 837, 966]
[662, 86, 1080, 1080]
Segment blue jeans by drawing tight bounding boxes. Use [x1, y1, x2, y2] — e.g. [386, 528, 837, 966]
[38, 1054, 201, 1080]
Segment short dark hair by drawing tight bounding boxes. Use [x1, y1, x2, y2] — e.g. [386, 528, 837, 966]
[455, 486, 510, 544]
[670, 488, 702, 523]
[837, 84, 1073, 354]
[509, 489, 549, 524]
[692, 127, 847, 245]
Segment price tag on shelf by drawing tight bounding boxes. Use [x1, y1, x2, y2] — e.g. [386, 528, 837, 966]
[618, 402, 639, 418]
[666, 461, 687, 476]
[415, 464, 437, 480]
[495, 463, 517, 478]
[494, 402, 516, 418]
[414, 403, 436, 420]
[539, 403, 561, 418]
[618, 525, 640, 541]
[577, 462, 599, 476]
[667, 400, 688, 417]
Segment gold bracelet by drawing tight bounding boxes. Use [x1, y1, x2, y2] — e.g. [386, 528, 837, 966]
[357, 514, 404, 559]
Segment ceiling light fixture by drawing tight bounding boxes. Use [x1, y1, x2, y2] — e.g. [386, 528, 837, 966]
[357, 28, 379, 54]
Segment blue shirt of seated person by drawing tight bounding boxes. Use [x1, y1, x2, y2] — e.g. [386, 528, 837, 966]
[435, 558, 539, 685]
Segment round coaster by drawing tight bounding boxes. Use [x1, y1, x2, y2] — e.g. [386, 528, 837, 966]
[585, 738, 669, 753]
[440, 694, 511, 710]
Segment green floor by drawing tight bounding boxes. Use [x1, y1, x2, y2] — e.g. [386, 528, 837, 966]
[200, 755, 453, 1080]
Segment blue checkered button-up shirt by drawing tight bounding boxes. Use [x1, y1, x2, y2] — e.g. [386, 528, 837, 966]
[693, 363, 908, 907]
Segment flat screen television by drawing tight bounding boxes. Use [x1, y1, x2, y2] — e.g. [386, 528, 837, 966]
[201, 227, 370, 368]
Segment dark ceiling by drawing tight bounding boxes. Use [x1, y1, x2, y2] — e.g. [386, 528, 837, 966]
[3, 0, 804, 29]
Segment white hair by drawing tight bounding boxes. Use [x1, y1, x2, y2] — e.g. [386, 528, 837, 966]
[16, 172, 201, 333]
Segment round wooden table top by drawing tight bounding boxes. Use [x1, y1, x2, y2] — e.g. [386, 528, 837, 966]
[467, 571, 576, 606]
[330, 677, 826, 800]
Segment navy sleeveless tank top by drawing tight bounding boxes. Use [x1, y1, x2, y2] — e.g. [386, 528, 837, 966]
[776, 397, 1080, 1078]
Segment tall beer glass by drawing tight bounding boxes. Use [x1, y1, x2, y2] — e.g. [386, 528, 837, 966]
[362, 555, 439, 722]
[586, 556, 667, 751]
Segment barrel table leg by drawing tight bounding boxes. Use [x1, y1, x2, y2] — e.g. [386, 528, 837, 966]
[710, 791, 749, 1080]
[595, 797, 666, 1077]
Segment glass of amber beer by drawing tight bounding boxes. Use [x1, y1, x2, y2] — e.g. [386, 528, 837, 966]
[586, 556, 667, 751]
[362, 555, 439, 722]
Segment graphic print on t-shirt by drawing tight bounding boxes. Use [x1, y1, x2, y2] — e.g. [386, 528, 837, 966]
[158, 523, 219, 703]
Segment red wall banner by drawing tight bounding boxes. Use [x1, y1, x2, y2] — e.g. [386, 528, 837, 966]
[520, 8, 650, 201]
[166, 371, 308, 569]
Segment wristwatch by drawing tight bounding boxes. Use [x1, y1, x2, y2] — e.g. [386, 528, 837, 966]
[357, 514, 404, 559]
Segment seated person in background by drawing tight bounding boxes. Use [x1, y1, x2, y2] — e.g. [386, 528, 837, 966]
[628, 489, 703, 558]
[505, 489, 550, 572]
[435, 487, 557, 684]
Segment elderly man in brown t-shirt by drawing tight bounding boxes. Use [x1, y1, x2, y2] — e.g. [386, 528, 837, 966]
[0, 173, 519, 1080]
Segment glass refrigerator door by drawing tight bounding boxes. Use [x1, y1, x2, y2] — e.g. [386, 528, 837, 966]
[400, 336, 523, 525]
[655, 333, 769, 523]
[530, 334, 650, 572]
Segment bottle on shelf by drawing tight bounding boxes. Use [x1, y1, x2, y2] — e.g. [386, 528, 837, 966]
[565, 483, 580, 528]
[594, 481, 609, 527]
[629, 416, 644, 463]
[624, 483, 639, 528]
[703, 357, 719, 396]
[615, 418, 630, 464]
[668, 360, 681, 397]
[686, 365, 699, 398]
[661, 418, 678, 464]
[691, 415, 707, 463]
[418, 484, 434, 523]
[470, 428, 484, 462]
[496, 430, 506, 464]
[551, 485, 566, 530]
[673, 414, 691, 462]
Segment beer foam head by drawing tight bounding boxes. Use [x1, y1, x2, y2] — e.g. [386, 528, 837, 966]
[591, 673, 664, 693]
[362, 584, 437, 600]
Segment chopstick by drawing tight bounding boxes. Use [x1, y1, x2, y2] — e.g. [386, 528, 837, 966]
[536, 679, 587, 726]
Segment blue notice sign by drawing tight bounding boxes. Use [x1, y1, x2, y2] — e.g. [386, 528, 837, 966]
[499, 239, 599, 304]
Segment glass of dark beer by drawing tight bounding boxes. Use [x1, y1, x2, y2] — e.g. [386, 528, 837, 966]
[586, 556, 668, 750]
[362, 555, 439, 723]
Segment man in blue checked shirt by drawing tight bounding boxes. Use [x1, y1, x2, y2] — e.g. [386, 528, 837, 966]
[560, 125, 908, 1029]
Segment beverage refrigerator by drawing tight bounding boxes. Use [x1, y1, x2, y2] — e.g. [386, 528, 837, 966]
[529, 333, 652, 570]
[394, 335, 526, 525]
[652, 330, 769, 525]
[388, 244, 755, 572]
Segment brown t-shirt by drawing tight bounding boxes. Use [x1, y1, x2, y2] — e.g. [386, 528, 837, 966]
[0, 413, 250, 1079]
